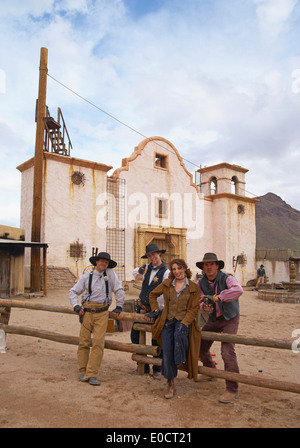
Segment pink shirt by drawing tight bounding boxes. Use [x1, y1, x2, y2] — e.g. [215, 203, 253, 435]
[200, 275, 243, 318]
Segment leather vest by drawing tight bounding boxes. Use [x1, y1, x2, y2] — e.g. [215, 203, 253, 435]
[139, 262, 167, 307]
[167, 285, 190, 321]
[199, 271, 239, 321]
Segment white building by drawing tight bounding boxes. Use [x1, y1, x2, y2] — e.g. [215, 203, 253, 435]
[17, 136, 257, 287]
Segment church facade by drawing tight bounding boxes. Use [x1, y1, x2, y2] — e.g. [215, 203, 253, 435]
[17, 136, 257, 287]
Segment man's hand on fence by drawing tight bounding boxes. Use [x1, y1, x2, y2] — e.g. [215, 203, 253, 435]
[111, 306, 122, 318]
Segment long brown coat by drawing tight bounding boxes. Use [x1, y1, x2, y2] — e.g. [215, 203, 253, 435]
[149, 278, 201, 381]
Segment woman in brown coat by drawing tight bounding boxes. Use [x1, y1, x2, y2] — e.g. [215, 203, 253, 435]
[147, 259, 201, 399]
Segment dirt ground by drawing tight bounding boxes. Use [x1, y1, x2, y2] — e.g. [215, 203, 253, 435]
[0, 288, 299, 429]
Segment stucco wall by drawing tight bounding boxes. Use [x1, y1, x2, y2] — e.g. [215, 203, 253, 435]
[18, 153, 112, 282]
[114, 138, 212, 280]
[43, 157, 108, 277]
[210, 196, 257, 284]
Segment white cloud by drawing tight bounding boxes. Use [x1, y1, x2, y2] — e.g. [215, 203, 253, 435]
[0, 0, 300, 228]
[254, 0, 298, 40]
[2, 0, 55, 17]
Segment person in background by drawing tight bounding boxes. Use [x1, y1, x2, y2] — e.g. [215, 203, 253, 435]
[256, 264, 266, 288]
[69, 252, 125, 386]
[197, 252, 243, 404]
[131, 243, 170, 379]
[148, 259, 201, 399]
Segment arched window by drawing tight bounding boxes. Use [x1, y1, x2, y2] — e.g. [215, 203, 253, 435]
[231, 176, 238, 194]
[210, 177, 217, 195]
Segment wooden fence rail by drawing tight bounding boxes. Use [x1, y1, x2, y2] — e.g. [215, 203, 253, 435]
[0, 299, 294, 351]
[133, 323, 293, 351]
[0, 323, 159, 356]
[131, 354, 300, 395]
[0, 299, 149, 323]
[0, 298, 299, 395]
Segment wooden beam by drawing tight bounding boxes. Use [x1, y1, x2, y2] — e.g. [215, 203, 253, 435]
[200, 330, 292, 351]
[132, 354, 161, 366]
[0, 299, 75, 315]
[43, 247, 47, 295]
[31, 47, 48, 292]
[133, 323, 152, 332]
[132, 323, 293, 351]
[0, 307, 11, 325]
[131, 354, 300, 395]
[0, 323, 160, 356]
[138, 320, 146, 375]
[0, 299, 155, 323]
[0, 300, 294, 350]
[197, 365, 300, 395]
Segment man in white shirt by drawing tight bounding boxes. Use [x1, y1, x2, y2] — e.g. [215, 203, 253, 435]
[69, 252, 124, 386]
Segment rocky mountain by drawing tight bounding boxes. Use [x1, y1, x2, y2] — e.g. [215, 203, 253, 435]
[255, 193, 300, 250]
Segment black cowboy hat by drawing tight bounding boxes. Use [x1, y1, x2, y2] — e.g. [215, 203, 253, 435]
[141, 243, 166, 259]
[196, 252, 225, 270]
[89, 252, 117, 268]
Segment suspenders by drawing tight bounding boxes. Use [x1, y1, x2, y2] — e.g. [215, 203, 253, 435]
[79, 271, 109, 322]
[86, 270, 109, 303]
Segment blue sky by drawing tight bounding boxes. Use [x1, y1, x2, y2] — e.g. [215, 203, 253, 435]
[1, 0, 300, 227]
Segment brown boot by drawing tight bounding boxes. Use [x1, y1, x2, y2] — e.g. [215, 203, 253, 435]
[164, 379, 176, 399]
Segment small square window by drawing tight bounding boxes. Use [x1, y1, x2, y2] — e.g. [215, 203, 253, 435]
[69, 241, 86, 260]
[154, 153, 168, 170]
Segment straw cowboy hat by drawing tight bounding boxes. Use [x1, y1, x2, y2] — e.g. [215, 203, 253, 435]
[89, 251, 117, 268]
[196, 252, 225, 270]
[141, 243, 166, 259]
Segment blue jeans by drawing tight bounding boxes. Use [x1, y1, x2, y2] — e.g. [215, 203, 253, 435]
[161, 319, 190, 380]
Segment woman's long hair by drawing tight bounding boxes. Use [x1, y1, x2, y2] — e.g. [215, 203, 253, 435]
[169, 258, 192, 280]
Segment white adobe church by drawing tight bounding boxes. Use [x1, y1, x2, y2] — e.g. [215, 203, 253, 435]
[17, 135, 257, 287]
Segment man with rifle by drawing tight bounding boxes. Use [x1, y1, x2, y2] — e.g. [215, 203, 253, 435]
[196, 253, 243, 403]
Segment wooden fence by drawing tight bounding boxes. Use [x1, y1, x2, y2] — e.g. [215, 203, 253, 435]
[0, 298, 299, 394]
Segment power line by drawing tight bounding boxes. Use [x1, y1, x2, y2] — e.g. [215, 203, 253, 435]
[48, 73, 200, 168]
[47, 73, 149, 140]
[47, 73, 299, 215]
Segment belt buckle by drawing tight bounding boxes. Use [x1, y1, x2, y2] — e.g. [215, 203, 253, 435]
[90, 308, 96, 313]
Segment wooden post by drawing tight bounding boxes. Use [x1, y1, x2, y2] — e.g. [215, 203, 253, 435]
[43, 246, 47, 295]
[137, 324, 146, 374]
[30, 47, 48, 292]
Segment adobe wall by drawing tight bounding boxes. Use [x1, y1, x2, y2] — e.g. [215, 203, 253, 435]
[17, 153, 112, 284]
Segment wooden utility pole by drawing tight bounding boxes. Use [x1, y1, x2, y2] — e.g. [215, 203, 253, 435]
[30, 47, 48, 292]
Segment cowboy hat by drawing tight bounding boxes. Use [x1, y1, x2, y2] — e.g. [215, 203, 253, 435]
[141, 243, 166, 259]
[89, 252, 117, 268]
[196, 252, 225, 270]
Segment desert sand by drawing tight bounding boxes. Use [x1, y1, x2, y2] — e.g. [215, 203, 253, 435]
[0, 288, 299, 429]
